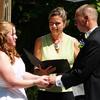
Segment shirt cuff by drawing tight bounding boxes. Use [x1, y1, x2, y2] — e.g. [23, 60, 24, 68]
[56, 75, 64, 87]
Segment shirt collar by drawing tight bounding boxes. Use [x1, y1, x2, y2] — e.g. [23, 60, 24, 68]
[85, 26, 98, 38]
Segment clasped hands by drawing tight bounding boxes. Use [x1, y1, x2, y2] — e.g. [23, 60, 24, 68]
[34, 65, 58, 88]
[35, 75, 57, 89]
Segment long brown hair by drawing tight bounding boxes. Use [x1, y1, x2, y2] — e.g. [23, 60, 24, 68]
[0, 21, 20, 64]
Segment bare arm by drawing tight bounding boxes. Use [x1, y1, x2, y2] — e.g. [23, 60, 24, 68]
[34, 37, 56, 75]
[73, 38, 80, 59]
[34, 37, 42, 60]
[0, 51, 49, 89]
[23, 72, 40, 80]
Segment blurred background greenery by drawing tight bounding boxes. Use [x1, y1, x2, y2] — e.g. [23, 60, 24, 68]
[11, 0, 100, 100]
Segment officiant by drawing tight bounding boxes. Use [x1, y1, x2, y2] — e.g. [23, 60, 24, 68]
[33, 7, 81, 100]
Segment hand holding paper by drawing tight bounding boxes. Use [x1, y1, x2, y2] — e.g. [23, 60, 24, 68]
[34, 65, 56, 75]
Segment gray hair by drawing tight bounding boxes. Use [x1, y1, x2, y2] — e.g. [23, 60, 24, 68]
[76, 4, 98, 21]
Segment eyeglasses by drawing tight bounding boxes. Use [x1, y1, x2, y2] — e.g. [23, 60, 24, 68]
[49, 22, 61, 26]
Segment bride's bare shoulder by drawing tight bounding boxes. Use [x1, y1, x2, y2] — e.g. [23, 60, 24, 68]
[0, 51, 9, 61]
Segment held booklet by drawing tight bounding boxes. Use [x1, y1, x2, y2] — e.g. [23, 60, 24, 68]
[23, 48, 70, 74]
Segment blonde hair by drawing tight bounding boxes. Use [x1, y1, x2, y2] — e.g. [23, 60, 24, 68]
[0, 21, 20, 64]
[48, 7, 67, 25]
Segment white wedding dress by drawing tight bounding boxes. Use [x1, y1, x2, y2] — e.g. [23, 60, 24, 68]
[0, 58, 28, 100]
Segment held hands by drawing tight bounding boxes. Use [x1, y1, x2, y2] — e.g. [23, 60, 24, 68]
[34, 75, 57, 88]
[34, 75, 49, 88]
[33, 65, 61, 88]
[48, 75, 57, 85]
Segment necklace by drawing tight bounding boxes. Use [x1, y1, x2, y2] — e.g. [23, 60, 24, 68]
[54, 38, 62, 53]
[54, 42, 60, 53]
[51, 33, 63, 53]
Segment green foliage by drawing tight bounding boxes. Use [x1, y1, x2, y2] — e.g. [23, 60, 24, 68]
[96, 1, 100, 12]
[26, 87, 38, 100]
